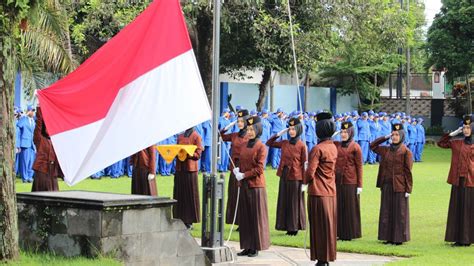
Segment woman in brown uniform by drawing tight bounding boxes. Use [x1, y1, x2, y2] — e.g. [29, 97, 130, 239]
[32, 107, 61, 192]
[304, 112, 337, 266]
[334, 121, 363, 241]
[233, 116, 269, 257]
[266, 117, 307, 236]
[370, 123, 413, 245]
[131, 146, 157, 196]
[437, 115, 473, 246]
[220, 109, 249, 226]
[174, 128, 203, 229]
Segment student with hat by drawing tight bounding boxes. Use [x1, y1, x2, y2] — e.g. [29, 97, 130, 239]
[17, 105, 36, 182]
[437, 115, 474, 246]
[370, 123, 413, 245]
[269, 108, 286, 169]
[131, 146, 157, 196]
[233, 116, 270, 257]
[414, 118, 425, 162]
[220, 109, 250, 226]
[173, 127, 203, 229]
[334, 121, 363, 241]
[218, 108, 231, 172]
[357, 112, 371, 164]
[304, 111, 338, 265]
[266, 117, 307, 236]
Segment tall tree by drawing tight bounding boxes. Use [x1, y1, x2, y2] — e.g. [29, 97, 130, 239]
[0, 0, 30, 261]
[426, 0, 474, 113]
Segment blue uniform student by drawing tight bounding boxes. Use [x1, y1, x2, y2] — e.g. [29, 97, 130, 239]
[195, 122, 205, 172]
[357, 112, 371, 164]
[200, 120, 212, 173]
[368, 113, 381, 164]
[157, 135, 177, 176]
[269, 108, 286, 169]
[14, 107, 21, 176]
[351, 111, 359, 142]
[402, 117, 410, 145]
[17, 105, 36, 182]
[218, 109, 231, 172]
[407, 119, 417, 156]
[305, 113, 317, 150]
[415, 118, 425, 162]
[333, 114, 342, 142]
[260, 109, 272, 165]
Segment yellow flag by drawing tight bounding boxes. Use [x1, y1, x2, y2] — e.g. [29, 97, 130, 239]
[156, 145, 197, 163]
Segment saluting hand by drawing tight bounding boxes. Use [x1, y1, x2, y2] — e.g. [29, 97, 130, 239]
[224, 121, 237, 131]
[276, 128, 289, 137]
[384, 133, 392, 139]
[449, 127, 463, 137]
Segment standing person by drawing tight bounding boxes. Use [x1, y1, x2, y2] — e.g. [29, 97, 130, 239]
[17, 105, 36, 183]
[334, 121, 363, 241]
[218, 109, 231, 172]
[408, 118, 418, 156]
[368, 113, 381, 164]
[269, 108, 286, 169]
[31, 107, 61, 192]
[304, 112, 338, 266]
[233, 116, 270, 257]
[370, 123, 413, 245]
[415, 118, 425, 162]
[173, 127, 203, 229]
[357, 112, 371, 164]
[131, 145, 157, 196]
[266, 117, 307, 236]
[220, 109, 250, 226]
[201, 120, 212, 173]
[437, 115, 473, 246]
[14, 107, 22, 176]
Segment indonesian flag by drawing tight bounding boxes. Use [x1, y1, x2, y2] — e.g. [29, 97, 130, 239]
[37, 0, 211, 185]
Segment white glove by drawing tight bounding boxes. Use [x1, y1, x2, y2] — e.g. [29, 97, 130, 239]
[147, 174, 155, 181]
[301, 184, 308, 192]
[235, 172, 245, 181]
[16, 148, 21, 154]
[405, 192, 410, 198]
[232, 167, 240, 176]
[34, 89, 38, 97]
[224, 120, 237, 131]
[357, 187, 362, 195]
[332, 131, 340, 138]
[449, 127, 463, 137]
[277, 128, 289, 137]
[384, 134, 392, 139]
[304, 161, 308, 171]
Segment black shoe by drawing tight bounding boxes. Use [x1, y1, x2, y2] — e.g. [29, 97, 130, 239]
[383, 241, 393, 245]
[247, 249, 258, 257]
[235, 227, 240, 232]
[237, 249, 249, 256]
[185, 223, 193, 230]
[393, 242, 403, 245]
[316, 261, 329, 266]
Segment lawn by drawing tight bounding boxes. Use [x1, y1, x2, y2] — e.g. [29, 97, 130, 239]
[13, 145, 474, 265]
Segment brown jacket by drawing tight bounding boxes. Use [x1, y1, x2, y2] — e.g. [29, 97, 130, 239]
[266, 135, 307, 181]
[335, 141, 363, 187]
[437, 134, 474, 187]
[370, 137, 413, 193]
[131, 146, 156, 174]
[239, 140, 267, 188]
[175, 130, 203, 172]
[32, 108, 62, 177]
[220, 130, 248, 170]
[304, 140, 338, 196]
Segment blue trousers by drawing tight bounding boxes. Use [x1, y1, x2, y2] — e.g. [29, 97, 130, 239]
[408, 143, 417, 159]
[201, 146, 211, 173]
[110, 159, 124, 178]
[415, 142, 424, 162]
[19, 147, 35, 181]
[218, 142, 230, 172]
[306, 142, 315, 153]
[358, 141, 369, 164]
[91, 169, 105, 179]
[154, 150, 160, 174]
[123, 157, 133, 177]
[15, 152, 20, 176]
[368, 138, 377, 164]
[159, 157, 174, 176]
[270, 147, 281, 169]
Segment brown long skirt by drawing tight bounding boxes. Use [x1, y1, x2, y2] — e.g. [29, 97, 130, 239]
[336, 183, 361, 240]
[378, 183, 410, 243]
[308, 195, 337, 262]
[238, 181, 270, 251]
[275, 169, 306, 231]
[31, 171, 59, 192]
[173, 171, 200, 224]
[131, 166, 157, 196]
[445, 177, 474, 244]
[225, 171, 239, 225]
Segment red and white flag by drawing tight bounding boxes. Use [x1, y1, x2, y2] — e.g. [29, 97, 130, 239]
[38, 0, 211, 185]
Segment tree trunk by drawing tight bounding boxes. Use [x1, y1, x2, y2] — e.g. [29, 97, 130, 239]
[256, 68, 272, 111]
[467, 75, 472, 114]
[304, 73, 310, 111]
[0, 52, 20, 262]
[194, 8, 213, 104]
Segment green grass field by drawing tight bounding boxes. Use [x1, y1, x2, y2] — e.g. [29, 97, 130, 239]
[12, 145, 474, 265]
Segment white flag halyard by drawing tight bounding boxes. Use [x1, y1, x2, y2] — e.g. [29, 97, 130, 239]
[37, 0, 211, 185]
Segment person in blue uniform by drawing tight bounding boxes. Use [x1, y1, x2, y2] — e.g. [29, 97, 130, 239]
[17, 105, 36, 182]
[333, 114, 342, 142]
[415, 118, 425, 162]
[14, 107, 22, 176]
[351, 111, 359, 142]
[195, 122, 205, 171]
[407, 118, 417, 156]
[357, 112, 371, 164]
[260, 109, 272, 165]
[218, 108, 231, 172]
[368, 113, 382, 164]
[200, 120, 212, 173]
[158, 135, 177, 176]
[269, 108, 286, 169]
